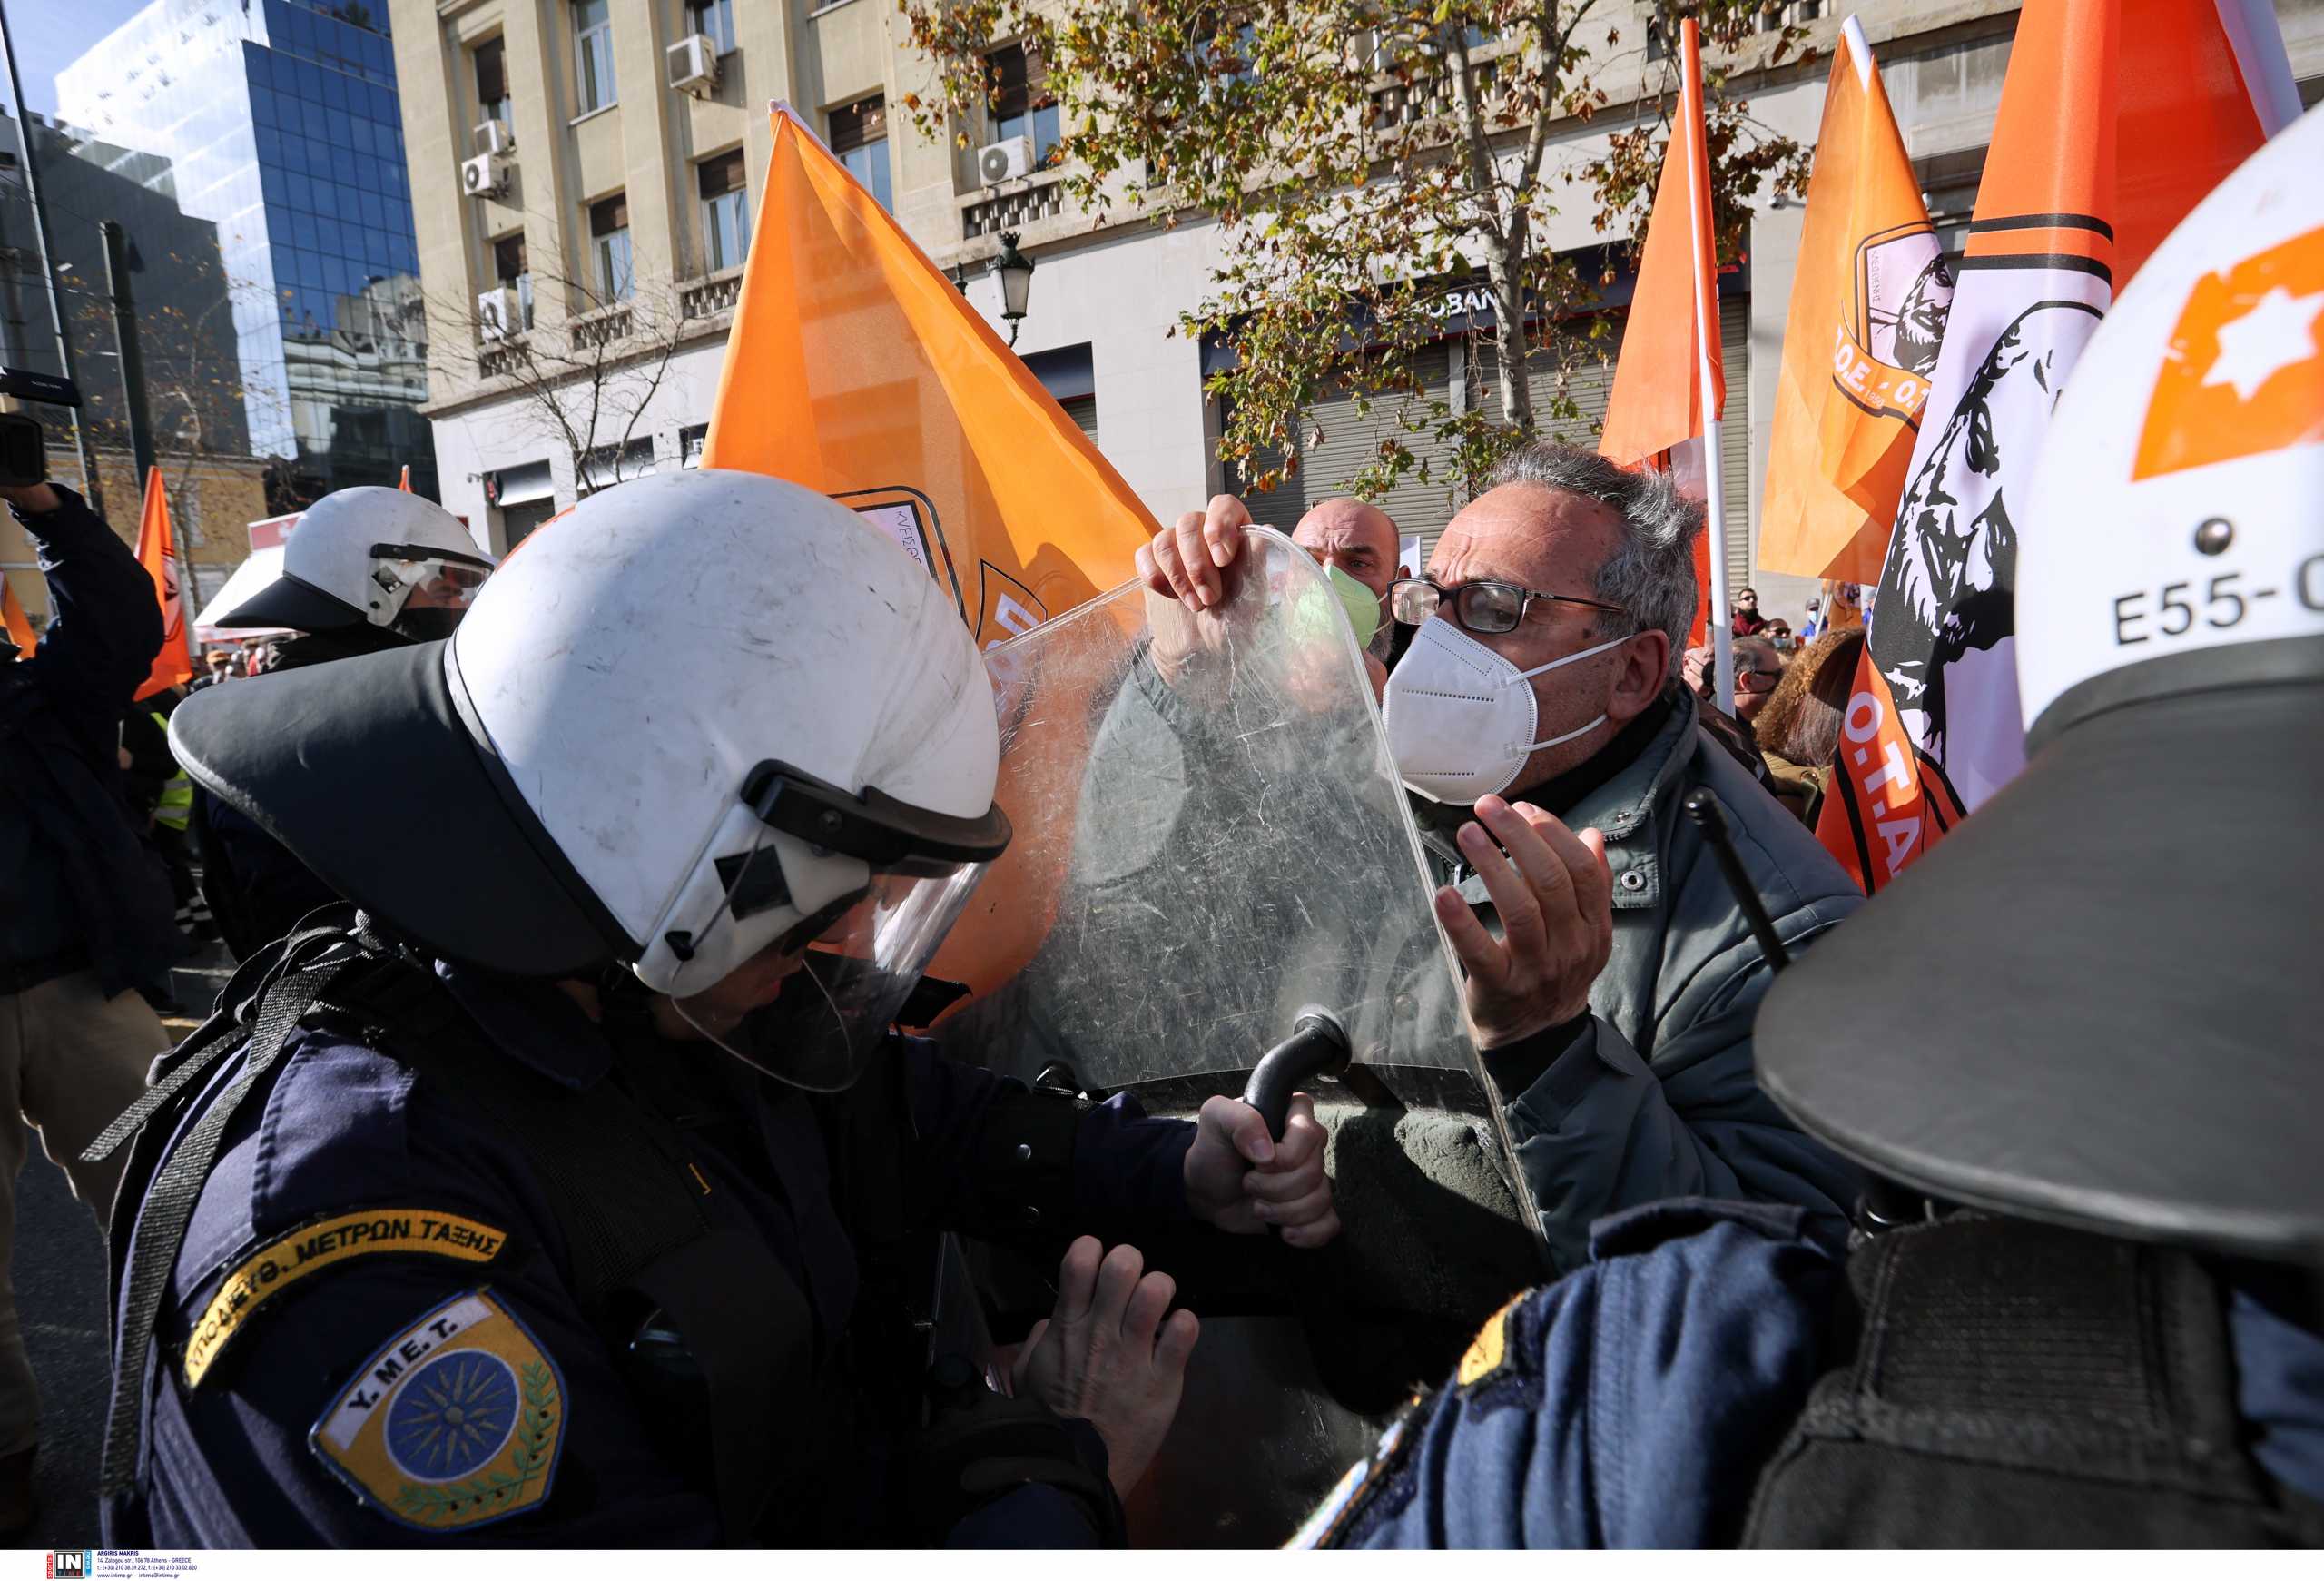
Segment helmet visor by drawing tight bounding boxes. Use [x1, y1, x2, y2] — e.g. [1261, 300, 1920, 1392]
[369, 547, 492, 641]
[669, 824, 990, 1092]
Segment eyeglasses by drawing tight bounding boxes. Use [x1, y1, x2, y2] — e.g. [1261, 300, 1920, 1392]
[1389, 577, 1629, 637]
[1736, 667, 1781, 692]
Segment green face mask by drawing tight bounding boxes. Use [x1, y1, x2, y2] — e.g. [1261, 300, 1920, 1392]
[1325, 562, 1383, 648]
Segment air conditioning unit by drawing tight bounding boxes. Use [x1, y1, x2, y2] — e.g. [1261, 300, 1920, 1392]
[665, 34, 719, 98]
[460, 152, 511, 200]
[473, 118, 513, 157]
[978, 135, 1034, 186]
[477, 287, 519, 341]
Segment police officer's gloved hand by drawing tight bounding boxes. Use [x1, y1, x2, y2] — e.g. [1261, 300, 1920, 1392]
[909, 1371, 1126, 1547]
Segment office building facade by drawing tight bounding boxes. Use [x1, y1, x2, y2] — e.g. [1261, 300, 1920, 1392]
[394, 0, 2324, 617]
[57, 0, 438, 502]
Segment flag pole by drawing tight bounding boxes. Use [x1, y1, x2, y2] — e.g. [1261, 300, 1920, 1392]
[1679, 20, 1735, 715]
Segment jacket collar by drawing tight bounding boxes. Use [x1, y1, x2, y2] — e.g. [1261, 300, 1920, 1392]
[1422, 686, 1702, 914]
[433, 960, 615, 1090]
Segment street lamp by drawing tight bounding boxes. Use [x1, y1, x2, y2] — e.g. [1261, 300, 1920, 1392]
[994, 231, 1035, 346]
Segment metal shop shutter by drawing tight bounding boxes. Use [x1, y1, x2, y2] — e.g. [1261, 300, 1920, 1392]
[1059, 393, 1099, 448]
[1507, 297, 1750, 594]
[1234, 345, 1464, 541]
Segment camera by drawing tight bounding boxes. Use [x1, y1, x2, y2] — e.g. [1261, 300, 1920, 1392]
[0, 367, 81, 489]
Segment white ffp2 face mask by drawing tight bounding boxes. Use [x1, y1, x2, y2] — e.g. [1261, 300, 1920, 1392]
[1383, 617, 1630, 805]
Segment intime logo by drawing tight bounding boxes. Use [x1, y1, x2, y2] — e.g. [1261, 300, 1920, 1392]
[45, 1554, 93, 1580]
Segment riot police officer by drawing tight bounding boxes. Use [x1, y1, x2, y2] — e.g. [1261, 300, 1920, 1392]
[195, 488, 497, 961]
[95, 469, 1336, 1546]
[1295, 105, 2324, 1549]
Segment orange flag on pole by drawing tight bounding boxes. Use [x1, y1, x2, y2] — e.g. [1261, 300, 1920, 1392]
[1867, 0, 2296, 817]
[1600, 17, 1724, 467]
[397, 465, 412, 492]
[703, 106, 1159, 1003]
[1758, 19, 1949, 587]
[133, 466, 195, 701]
[704, 106, 1154, 650]
[1600, 20, 1737, 710]
[2, 577, 34, 657]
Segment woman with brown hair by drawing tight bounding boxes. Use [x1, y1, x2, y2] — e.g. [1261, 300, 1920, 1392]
[1751, 627, 1865, 826]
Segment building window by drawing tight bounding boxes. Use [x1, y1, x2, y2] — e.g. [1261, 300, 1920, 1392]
[684, 0, 735, 54]
[697, 150, 750, 272]
[493, 232, 534, 330]
[475, 36, 511, 129]
[574, 0, 616, 114]
[828, 96, 891, 212]
[988, 44, 1059, 168]
[590, 193, 633, 301]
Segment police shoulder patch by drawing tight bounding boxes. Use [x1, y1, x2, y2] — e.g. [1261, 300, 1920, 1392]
[310, 1289, 566, 1532]
[1455, 1292, 1524, 1390]
[185, 1207, 509, 1388]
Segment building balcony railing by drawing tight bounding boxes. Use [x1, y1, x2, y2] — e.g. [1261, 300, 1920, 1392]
[964, 175, 1066, 239]
[478, 338, 526, 380]
[680, 266, 744, 321]
[571, 303, 634, 349]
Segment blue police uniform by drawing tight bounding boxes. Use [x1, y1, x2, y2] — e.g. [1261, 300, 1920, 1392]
[111, 962, 1194, 1546]
[1296, 1200, 2324, 1548]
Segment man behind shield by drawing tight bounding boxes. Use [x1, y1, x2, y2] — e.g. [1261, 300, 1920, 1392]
[1139, 443, 1863, 1268]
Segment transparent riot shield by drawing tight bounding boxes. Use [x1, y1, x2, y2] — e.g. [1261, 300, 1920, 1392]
[931, 529, 1551, 1546]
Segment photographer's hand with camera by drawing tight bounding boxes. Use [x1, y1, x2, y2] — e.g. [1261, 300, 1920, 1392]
[0, 482, 63, 517]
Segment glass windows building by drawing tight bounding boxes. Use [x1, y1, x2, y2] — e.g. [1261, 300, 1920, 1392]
[57, 0, 436, 500]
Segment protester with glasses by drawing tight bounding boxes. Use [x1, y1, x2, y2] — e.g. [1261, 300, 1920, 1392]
[1138, 442, 1865, 1270]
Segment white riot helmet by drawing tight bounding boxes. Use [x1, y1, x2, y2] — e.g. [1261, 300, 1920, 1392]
[214, 487, 495, 642]
[171, 469, 1010, 1090]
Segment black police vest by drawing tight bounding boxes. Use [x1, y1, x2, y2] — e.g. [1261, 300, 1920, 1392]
[1741, 1215, 2324, 1547]
[93, 912, 1116, 1547]
[89, 914, 826, 1546]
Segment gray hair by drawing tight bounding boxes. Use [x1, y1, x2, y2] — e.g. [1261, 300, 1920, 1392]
[1484, 441, 1704, 679]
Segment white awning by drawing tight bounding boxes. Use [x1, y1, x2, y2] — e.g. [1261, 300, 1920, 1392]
[192, 547, 291, 642]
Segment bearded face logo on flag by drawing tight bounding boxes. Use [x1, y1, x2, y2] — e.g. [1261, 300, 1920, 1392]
[1863, 0, 2298, 811]
[1873, 289, 2106, 784]
[1758, 20, 1954, 590]
[1852, 225, 1953, 394]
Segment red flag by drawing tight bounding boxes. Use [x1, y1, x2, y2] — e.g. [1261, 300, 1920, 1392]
[133, 466, 194, 700]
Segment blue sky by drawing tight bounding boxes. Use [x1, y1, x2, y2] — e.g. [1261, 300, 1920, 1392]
[5, 0, 154, 116]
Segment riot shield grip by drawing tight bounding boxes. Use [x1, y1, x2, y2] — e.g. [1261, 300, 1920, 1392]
[1240, 1006, 1351, 1141]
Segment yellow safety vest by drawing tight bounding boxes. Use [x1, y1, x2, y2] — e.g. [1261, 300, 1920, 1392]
[151, 710, 193, 832]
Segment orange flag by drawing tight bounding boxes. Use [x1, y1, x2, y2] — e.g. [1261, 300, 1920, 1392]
[2, 577, 34, 657]
[703, 106, 1158, 1002]
[1600, 20, 1739, 711]
[133, 466, 194, 701]
[704, 106, 1153, 648]
[1599, 19, 1723, 467]
[1814, 648, 1967, 894]
[2115, 0, 2301, 285]
[1758, 19, 1948, 587]
[397, 465, 412, 492]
